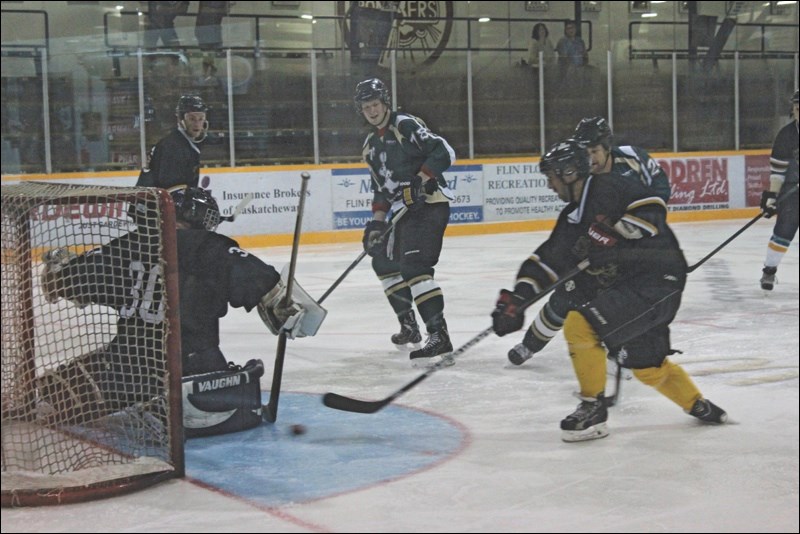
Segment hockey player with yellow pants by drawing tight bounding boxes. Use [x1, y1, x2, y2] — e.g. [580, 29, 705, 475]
[491, 139, 727, 442]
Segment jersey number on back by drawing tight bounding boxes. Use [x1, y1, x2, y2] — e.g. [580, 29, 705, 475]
[120, 261, 165, 323]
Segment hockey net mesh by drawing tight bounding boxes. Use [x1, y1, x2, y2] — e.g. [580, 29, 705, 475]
[1, 182, 183, 506]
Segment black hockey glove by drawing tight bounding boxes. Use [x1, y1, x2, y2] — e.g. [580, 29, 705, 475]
[491, 289, 526, 336]
[586, 220, 621, 267]
[760, 191, 777, 218]
[398, 175, 427, 211]
[362, 219, 389, 257]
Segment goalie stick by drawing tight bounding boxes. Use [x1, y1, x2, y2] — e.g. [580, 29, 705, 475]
[322, 259, 591, 414]
[263, 172, 310, 423]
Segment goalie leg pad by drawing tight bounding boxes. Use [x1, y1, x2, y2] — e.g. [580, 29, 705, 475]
[182, 358, 265, 438]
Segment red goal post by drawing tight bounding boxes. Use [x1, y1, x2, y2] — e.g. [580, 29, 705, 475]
[1, 182, 183, 507]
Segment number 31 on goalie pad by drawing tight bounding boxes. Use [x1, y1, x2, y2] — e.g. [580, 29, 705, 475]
[258, 265, 327, 339]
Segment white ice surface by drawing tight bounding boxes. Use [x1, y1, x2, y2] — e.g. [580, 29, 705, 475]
[3, 218, 798, 533]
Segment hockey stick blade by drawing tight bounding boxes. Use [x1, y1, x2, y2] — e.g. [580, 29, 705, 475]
[220, 192, 254, 223]
[322, 260, 590, 415]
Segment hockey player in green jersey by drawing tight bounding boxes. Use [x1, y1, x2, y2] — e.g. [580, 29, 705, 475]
[354, 78, 457, 367]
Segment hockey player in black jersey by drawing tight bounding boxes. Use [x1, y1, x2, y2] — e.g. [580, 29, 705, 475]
[354, 78, 457, 367]
[39, 187, 324, 437]
[491, 139, 727, 442]
[759, 90, 799, 291]
[136, 94, 208, 190]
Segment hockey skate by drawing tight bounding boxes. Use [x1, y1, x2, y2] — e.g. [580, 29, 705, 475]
[760, 266, 777, 291]
[560, 393, 609, 442]
[687, 398, 728, 424]
[410, 326, 454, 368]
[508, 343, 535, 366]
[391, 311, 422, 350]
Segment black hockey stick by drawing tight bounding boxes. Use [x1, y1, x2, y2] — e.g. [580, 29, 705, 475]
[604, 358, 623, 408]
[687, 183, 799, 273]
[317, 208, 407, 304]
[263, 172, 310, 423]
[322, 259, 591, 414]
[220, 192, 254, 223]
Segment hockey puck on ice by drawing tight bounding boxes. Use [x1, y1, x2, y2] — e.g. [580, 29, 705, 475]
[290, 424, 307, 436]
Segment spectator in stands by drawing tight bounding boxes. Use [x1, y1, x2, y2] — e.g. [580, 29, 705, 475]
[195, 2, 229, 55]
[555, 20, 587, 81]
[524, 23, 556, 70]
[143, 1, 190, 49]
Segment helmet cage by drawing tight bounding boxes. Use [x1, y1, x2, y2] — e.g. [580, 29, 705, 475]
[172, 187, 220, 232]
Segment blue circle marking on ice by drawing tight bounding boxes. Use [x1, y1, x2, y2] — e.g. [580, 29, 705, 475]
[185, 392, 468, 506]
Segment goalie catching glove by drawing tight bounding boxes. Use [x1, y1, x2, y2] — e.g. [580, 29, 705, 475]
[257, 265, 327, 339]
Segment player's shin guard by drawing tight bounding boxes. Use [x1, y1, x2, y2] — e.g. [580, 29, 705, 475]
[564, 313, 607, 398]
[182, 359, 264, 438]
[632, 358, 701, 411]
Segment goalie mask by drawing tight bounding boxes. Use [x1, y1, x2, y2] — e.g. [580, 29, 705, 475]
[354, 78, 391, 113]
[172, 187, 221, 232]
[573, 116, 613, 149]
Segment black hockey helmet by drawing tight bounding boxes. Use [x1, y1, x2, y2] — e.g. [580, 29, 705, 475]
[354, 78, 391, 113]
[171, 187, 220, 232]
[793, 90, 799, 104]
[175, 95, 208, 117]
[573, 116, 613, 149]
[539, 139, 591, 181]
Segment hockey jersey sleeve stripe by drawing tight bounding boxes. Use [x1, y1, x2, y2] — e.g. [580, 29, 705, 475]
[769, 156, 789, 178]
[619, 214, 659, 237]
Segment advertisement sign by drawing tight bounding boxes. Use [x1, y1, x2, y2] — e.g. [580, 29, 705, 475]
[744, 154, 771, 207]
[658, 156, 733, 210]
[200, 170, 332, 235]
[482, 162, 562, 222]
[331, 164, 483, 229]
[1, 151, 763, 242]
